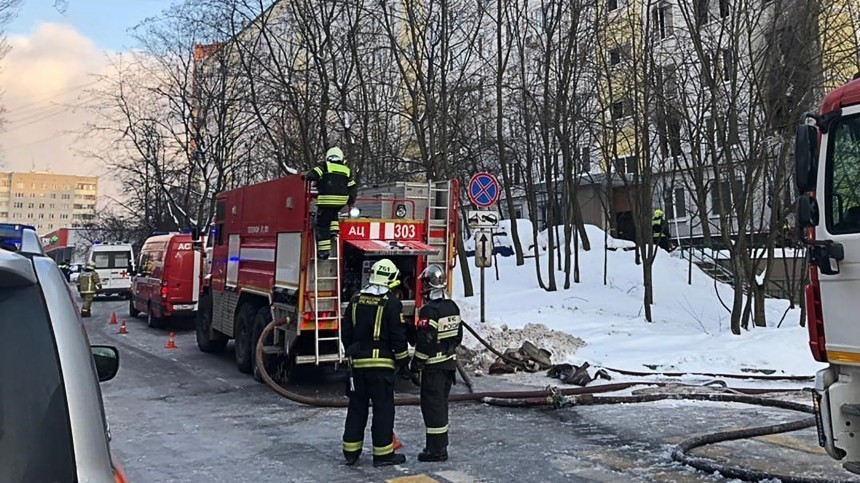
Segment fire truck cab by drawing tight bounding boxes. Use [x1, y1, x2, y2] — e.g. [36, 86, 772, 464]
[796, 75, 860, 472]
[196, 175, 458, 379]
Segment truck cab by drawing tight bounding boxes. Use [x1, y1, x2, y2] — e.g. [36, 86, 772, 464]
[795, 75, 860, 472]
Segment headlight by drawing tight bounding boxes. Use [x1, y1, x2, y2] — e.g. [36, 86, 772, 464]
[349, 207, 361, 218]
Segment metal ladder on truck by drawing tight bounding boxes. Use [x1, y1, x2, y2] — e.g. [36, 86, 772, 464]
[424, 180, 452, 268]
[299, 210, 345, 365]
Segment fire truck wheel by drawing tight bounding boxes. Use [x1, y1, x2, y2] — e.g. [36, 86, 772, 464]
[196, 294, 227, 353]
[234, 303, 257, 374]
[128, 298, 140, 318]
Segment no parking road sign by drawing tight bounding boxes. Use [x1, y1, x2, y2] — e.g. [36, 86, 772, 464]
[468, 172, 500, 208]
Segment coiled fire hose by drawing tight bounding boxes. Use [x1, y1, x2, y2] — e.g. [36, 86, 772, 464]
[255, 320, 835, 481]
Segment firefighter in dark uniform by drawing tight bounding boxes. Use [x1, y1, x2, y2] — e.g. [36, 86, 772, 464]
[305, 146, 357, 260]
[341, 258, 410, 467]
[652, 209, 672, 251]
[410, 264, 462, 462]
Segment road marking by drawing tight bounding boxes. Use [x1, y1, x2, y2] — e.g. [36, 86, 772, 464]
[434, 470, 477, 483]
[387, 476, 439, 483]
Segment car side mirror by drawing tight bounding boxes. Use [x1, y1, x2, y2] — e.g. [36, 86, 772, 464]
[91, 345, 120, 382]
[796, 194, 819, 228]
[795, 122, 818, 192]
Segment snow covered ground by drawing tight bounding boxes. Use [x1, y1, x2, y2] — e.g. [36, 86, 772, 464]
[453, 224, 825, 378]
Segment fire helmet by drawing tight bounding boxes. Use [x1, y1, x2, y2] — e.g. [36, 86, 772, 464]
[369, 259, 400, 288]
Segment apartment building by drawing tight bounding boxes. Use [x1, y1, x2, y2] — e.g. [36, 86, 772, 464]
[0, 171, 98, 234]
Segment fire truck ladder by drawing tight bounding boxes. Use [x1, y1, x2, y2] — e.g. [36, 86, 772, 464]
[303, 237, 344, 366]
[424, 180, 452, 267]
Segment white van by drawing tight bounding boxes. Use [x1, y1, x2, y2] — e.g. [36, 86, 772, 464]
[86, 243, 136, 298]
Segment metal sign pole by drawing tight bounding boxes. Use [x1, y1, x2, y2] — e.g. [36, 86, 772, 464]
[480, 266, 486, 323]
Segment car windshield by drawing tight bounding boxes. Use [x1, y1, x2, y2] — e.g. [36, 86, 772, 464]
[93, 251, 132, 269]
[0, 280, 76, 481]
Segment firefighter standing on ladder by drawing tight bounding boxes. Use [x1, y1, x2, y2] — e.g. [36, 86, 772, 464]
[304, 146, 357, 260]
[341, 259, 410, 467]
[409, 264, 463, 462]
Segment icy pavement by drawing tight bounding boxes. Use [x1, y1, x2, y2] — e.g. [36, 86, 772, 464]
[84, 299, 855, 483]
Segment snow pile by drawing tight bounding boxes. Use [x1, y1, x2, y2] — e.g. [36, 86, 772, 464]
[458, 321, 586, 369]
[453, 224, 824, 377]
[536, 224, 636, 252]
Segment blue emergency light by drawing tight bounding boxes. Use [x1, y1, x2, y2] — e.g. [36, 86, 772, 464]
[0, 223, 39, 254]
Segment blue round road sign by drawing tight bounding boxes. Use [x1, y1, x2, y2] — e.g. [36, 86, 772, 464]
[468, 172, 500, 208]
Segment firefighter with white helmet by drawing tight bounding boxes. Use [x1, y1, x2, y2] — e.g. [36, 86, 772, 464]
[409, 264, 462, 462]
[341, 258, 409, 467]
[77, 261, 102, 317]
[305, 146, 358, 260]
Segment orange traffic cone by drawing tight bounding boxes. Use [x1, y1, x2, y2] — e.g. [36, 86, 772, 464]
[393, 433, 403, 450]
[165, 332, 177, 349]
[118, 321, 128, 335]
[109, 312, 118, 325]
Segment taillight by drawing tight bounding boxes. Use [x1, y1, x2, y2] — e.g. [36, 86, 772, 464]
[806, 266, 828, 362]
[160, 283, 169, 298]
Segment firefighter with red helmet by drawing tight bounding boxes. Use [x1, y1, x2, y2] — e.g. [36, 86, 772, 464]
[410, 264, 462, 462]
[341, 258, 410, 467]
[305, 146, 357, 260]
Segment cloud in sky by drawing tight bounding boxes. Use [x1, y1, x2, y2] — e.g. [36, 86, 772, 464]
[0, 22, 119, 200]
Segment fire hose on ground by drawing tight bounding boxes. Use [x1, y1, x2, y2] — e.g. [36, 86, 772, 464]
[255, 320, 838, 482]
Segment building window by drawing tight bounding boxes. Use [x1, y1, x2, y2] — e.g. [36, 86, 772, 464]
[721, 48, 736, 82]
[661, 64, 678, 99]
[28, 203, 34, 209]
[16, 182, 23, 189]
[38, 203, 44, 209]
[579, 146, 591, 173]
[665, 188, 687, 219]
[652, 5, 673, 40]
[611, 99, 630, 121]
[614, 155, 639, 175]
[609, 47, 622, 66]
[13, 202, 22, 208]
[51, 194, 56, 199]
[719, 0, 730, 18]
[710, 180, 733, 216]
[607, 0, 628, 12]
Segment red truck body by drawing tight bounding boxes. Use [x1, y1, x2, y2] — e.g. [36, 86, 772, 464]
[131, 233, 201, 324]
[198, 175, 458, 378]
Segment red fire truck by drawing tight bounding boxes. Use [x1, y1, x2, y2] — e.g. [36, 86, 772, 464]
[795, 74, 860, 473]
[196, 175, 458, 379]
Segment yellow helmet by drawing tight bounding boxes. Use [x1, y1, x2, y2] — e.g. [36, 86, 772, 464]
[326, 146, 345, 163]
[369, 259, 400, 288]
[654, 209, 664, 218]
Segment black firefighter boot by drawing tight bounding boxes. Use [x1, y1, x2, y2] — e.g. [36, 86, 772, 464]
[418, 449, 448, 462]
[372, 452, 406, 467]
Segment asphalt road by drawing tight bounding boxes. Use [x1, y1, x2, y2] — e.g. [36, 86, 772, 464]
[82, 297, 858, 483]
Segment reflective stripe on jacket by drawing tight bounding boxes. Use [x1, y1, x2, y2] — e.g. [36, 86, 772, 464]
[412, 298, 462, 371]
[306, 161, 357, 207]
[342, 287, 408, 370]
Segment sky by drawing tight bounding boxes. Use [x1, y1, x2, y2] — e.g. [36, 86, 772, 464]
[0, 0, 174, 202]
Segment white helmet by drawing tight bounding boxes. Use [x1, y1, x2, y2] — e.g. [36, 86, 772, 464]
[369, 259, 400, 288]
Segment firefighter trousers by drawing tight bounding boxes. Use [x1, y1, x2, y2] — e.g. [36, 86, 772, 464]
[316, 206, 342, 255]
[81, 294, 94, 315]
[343, 369, 397, 460]
[420, 368, 455, 454]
